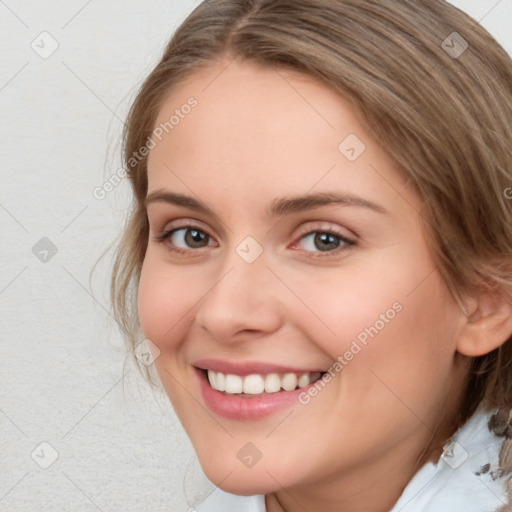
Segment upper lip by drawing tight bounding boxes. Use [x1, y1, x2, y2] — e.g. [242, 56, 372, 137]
[193, 358, 326, 376]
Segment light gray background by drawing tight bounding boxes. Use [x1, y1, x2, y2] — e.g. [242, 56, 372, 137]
[1, 1, 511, 511]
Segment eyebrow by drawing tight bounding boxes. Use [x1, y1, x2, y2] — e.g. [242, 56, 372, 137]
[269, 192, 386, 216]
[144, 190, 387, 217]
[144, 190, 220, 220]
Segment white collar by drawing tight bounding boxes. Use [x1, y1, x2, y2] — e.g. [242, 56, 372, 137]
[392, 406, 509, 511]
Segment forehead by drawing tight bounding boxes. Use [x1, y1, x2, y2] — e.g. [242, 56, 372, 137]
[146, 59, 407, 212]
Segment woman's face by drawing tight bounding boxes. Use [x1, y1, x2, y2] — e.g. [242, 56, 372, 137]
[138, 59, 467, 505]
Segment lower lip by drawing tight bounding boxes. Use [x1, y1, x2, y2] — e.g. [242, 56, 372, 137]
[195, 368, 317, 420]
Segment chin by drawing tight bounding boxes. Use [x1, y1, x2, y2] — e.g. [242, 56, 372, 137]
[199, 457, 284, 496]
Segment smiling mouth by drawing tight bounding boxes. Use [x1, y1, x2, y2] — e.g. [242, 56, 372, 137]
[202, 369, 325, 397]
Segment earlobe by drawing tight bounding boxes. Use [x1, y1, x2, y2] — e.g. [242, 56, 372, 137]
[456, 290, 512, 357]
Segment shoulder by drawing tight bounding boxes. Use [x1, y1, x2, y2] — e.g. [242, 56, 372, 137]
[195, 488, 266, 512]
[392, 407, 511, 512]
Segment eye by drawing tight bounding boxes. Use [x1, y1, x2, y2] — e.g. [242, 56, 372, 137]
[172, 227, 211, 249]
[155, 222, 217, 253]
[292, 225, 355, 256]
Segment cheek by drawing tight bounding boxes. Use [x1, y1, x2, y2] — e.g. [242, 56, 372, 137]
[280, 258, 408, 358]
[282, 261, 460, 459]
[285, 249, 458, 384]
[137, 254, 199, 346]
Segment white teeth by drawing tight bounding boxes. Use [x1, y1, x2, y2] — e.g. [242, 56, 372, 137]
[225, 374, 243, 394]
[207, 370, 321, 395]
[281, 373, 298, 391]
[216, 371, 226, 392]
[264, 373, 281, 393]
[297, 373, 310, 388]
[243, 374, 265, 394]
[207, 370, 216, 389]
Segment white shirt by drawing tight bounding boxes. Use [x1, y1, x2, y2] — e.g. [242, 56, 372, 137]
[196, 407, 510, 511]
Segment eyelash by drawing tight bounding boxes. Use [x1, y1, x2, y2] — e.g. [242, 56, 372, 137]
[154, 221, 356, 258]
[154, 221, 216, 256]
[290, 225, 356, 258]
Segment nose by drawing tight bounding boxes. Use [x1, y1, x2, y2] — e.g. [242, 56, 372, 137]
[194, 249, 283, 344]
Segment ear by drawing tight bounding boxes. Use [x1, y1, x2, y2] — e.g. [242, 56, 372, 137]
[457, 288, 512, 357]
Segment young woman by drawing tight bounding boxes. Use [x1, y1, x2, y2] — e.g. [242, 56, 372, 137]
[111, 1, 512, 510]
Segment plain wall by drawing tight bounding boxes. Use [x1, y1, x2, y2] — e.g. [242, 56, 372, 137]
[1, 1, 511, 510]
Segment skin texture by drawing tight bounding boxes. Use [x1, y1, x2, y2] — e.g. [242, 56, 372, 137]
[138, 59, 472, 512]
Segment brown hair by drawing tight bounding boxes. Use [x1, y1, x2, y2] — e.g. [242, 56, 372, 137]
[111, 0, 512, 417]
